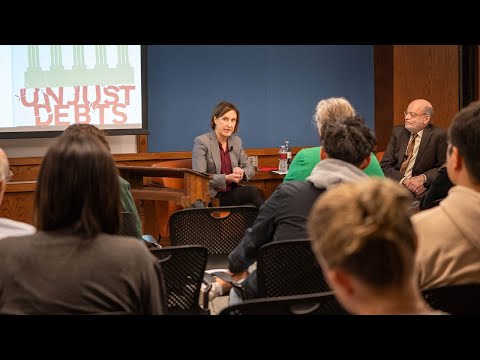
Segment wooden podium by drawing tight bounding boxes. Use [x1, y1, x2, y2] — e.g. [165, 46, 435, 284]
[117, 165, 212, 241]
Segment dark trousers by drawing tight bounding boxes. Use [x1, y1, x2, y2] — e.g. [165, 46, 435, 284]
[214, 185, 264, 208]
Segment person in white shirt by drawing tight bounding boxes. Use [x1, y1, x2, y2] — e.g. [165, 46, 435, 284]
[0, 148, 35, 240]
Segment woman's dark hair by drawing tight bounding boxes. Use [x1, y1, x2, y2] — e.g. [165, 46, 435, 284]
[210, 101, 240, 132]
[63, 123, 111, 152]
[34, 134, 121, 237]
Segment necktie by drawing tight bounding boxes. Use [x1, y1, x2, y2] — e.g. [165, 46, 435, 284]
[399, 133, 418, 174]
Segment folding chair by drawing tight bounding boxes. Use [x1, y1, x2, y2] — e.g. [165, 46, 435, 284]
[150, 245, 209, 315]
[257, 239, 330, 298]
[219, 291, 348, 315]
[422, 283, 480, 315]
[168, 205, 258, 269]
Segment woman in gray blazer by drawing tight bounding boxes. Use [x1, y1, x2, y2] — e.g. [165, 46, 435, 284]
[192, 101, 263, 207]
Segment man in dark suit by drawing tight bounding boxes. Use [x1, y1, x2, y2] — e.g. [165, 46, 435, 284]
[381, 99, 447, 198]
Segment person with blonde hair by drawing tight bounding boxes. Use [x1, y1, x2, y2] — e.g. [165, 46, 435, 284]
[284, 97, 384, 182]
[308, 179, 442, 315]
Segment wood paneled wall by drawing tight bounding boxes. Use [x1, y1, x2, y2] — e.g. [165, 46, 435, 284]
[375, 45, 460, 151]
[2, 147, 306, 226]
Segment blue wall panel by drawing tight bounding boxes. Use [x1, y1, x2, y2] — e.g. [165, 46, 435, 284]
[148, 45, 373, 152]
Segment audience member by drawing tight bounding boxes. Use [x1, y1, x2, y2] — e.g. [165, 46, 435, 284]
[192, 101, 263, 207]
[220, 115, 376, 304]
[0, 148, 35, 240]
[63, 123, 142, 239]
[0, 134, 164, 314]
[380, 99, 447, 200]
[413, 100, 480, 290]
[419, 164, 453, 210]
[308, 179, 443, 315]
[284, 97, 384, 182]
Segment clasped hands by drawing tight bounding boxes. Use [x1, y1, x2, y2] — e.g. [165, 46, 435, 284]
[225, 167, 244, 183]
[403, 175, 426, 196]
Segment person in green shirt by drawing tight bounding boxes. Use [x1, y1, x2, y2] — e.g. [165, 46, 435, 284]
[284, 97, 384, 182]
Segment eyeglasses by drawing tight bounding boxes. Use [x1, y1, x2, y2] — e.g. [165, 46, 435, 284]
[404, 111, 428, 118]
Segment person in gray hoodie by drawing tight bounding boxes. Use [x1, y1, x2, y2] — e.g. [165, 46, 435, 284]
[413, 100, 480, 290]
[218, 115, 376, 304]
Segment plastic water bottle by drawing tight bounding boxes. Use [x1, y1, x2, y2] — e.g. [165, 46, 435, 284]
[279, 145, 288, 173]
[284, 140, 292, 168]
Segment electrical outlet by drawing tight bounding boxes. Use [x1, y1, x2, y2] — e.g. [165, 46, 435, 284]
[247, 156, 258, 169]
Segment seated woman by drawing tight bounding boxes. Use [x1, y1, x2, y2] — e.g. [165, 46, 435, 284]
[0, 134, 164, 314]
[284, 97, 384, 182]
[308, 179, 444, 315]
[192, 101, 263, 207]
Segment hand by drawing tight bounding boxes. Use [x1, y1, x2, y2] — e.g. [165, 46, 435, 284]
[233, 167, 245, 179]
[226, 172, 243, 183]
[405, 175, 426, 194]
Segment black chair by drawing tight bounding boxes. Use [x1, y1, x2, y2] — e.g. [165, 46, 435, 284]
[168, 205, 258, 269]
[422, 283, 480, 315]
[120, 211, 161, 248]
[150, 245, 209, 315]
[219, 291, 348, 315]
[257, 239, 330, 298]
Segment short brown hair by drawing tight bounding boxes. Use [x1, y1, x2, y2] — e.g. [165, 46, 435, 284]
[210, 101, 240, 133]
[34, 134, 120, 237]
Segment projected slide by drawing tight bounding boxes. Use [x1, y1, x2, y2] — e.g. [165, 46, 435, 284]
[0, 45, 143, 133]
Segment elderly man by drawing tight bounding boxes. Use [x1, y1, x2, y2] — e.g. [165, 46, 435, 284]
[0, 148, 35, 239]
[380, 99, 447, 198]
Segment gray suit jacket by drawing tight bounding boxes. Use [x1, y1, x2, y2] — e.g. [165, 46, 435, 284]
[380, 124, 447, 187]
[192, 130, 255, 197]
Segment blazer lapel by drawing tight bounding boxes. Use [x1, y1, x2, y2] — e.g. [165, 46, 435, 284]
[414, 125, 433, 170]
[397, 129, 411, 168]
[210, 130, 221, 174]
[229, 136, 238, 168]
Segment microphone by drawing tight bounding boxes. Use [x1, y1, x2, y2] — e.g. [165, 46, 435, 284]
[227, 146, 233, 152]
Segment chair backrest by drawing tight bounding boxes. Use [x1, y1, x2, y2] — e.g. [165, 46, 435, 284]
[219, 291, 348, 315]
[150, 245, 209, 315]
[120, 211, 138, 238]
[168, 205, 259, 256]
[422, 283, 480, 315]
[257, 239, 330, 298]
[151, 159, 193, 188]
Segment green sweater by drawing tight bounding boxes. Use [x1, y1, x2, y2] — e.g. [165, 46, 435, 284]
[284, 146, 385, 182]
[119, 176, 143, 239]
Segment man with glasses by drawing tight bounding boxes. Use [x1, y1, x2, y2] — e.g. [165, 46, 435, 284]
[380, 99, 447, 201]
[0, 148, 35, 240]
[413, 100, 480, 290]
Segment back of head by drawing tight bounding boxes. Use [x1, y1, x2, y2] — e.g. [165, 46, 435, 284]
[63, 123, 111, 152]
[210, 101, 240, 132]
[448, 100, 480, 184]
[0, 148, 9, 183]
[308, 179, 416, 290]
[320, 115, 376, 167]
[314, 97, 356, 132]
[34, 134, 120, 237]
[0, 148, 10, 204]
